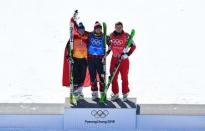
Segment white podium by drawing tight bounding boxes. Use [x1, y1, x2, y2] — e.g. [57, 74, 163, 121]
[64, 98, 137, 129]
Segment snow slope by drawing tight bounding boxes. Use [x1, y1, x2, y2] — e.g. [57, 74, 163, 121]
[0, 0, 205, 104]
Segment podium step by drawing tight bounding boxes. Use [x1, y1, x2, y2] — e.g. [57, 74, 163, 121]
[65, 98, 137, 108]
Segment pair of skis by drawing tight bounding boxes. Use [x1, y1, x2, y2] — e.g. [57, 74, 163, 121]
[69, 10, 78, 104]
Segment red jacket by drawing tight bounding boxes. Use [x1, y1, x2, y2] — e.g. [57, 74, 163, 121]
[109, 31, 136, 57]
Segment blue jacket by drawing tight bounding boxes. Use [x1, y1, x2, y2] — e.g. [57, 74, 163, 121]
[88, 32, 105, 55]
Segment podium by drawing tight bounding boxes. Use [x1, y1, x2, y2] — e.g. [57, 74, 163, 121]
[1, 100, 205, 130]
[0, 98, 137, 130]
[64, 98, 137, 129]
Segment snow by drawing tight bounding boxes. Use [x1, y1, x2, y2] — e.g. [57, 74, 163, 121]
[0, 0, 205, 104]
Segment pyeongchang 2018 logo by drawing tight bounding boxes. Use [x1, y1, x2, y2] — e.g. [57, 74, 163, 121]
[84, 110, 115, 125]
[91, 110, 109, 118]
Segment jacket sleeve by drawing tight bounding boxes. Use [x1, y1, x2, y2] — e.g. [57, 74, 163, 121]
[70, 17, 79, 35]
[105, 35, 112, 56]
[65, 40, 71, 58]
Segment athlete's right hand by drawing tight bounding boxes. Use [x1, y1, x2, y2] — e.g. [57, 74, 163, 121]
[120, 53, 129, 60]
[102, 58, 105, 63]
[102, 56, 106, 63]
[73, 10, 78, 21]
[68, 57, 74, 64]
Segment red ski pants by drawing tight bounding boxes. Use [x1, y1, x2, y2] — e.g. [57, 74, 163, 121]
[110, 57, 130, 95]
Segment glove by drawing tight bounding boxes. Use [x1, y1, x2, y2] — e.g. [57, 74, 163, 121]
[101, 56, 106, 64]
[73, 10, 79, 22]
[120, 53, 128, 60]
[68, 57, 74, 64]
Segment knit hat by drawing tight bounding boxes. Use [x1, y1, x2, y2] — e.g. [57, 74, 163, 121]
[94, 21, 102, 29]
[78, 22, 85, 30]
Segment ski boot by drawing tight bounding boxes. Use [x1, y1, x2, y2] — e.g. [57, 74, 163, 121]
[92, 91, 99, 100]
[111, 93, 119, 101]
[123, 93, 129, 102]
[78, 87, 84, 100]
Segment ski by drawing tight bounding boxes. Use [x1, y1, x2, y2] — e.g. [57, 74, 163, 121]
[102, 22, 107, 101]
[100, 29, 135, 103]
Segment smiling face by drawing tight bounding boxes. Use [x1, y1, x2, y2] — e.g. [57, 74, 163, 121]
[95, 27, 102, 34]
[115, 24, 123, 33]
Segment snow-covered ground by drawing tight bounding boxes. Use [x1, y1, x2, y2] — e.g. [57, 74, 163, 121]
[0, 0, 205, 104]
